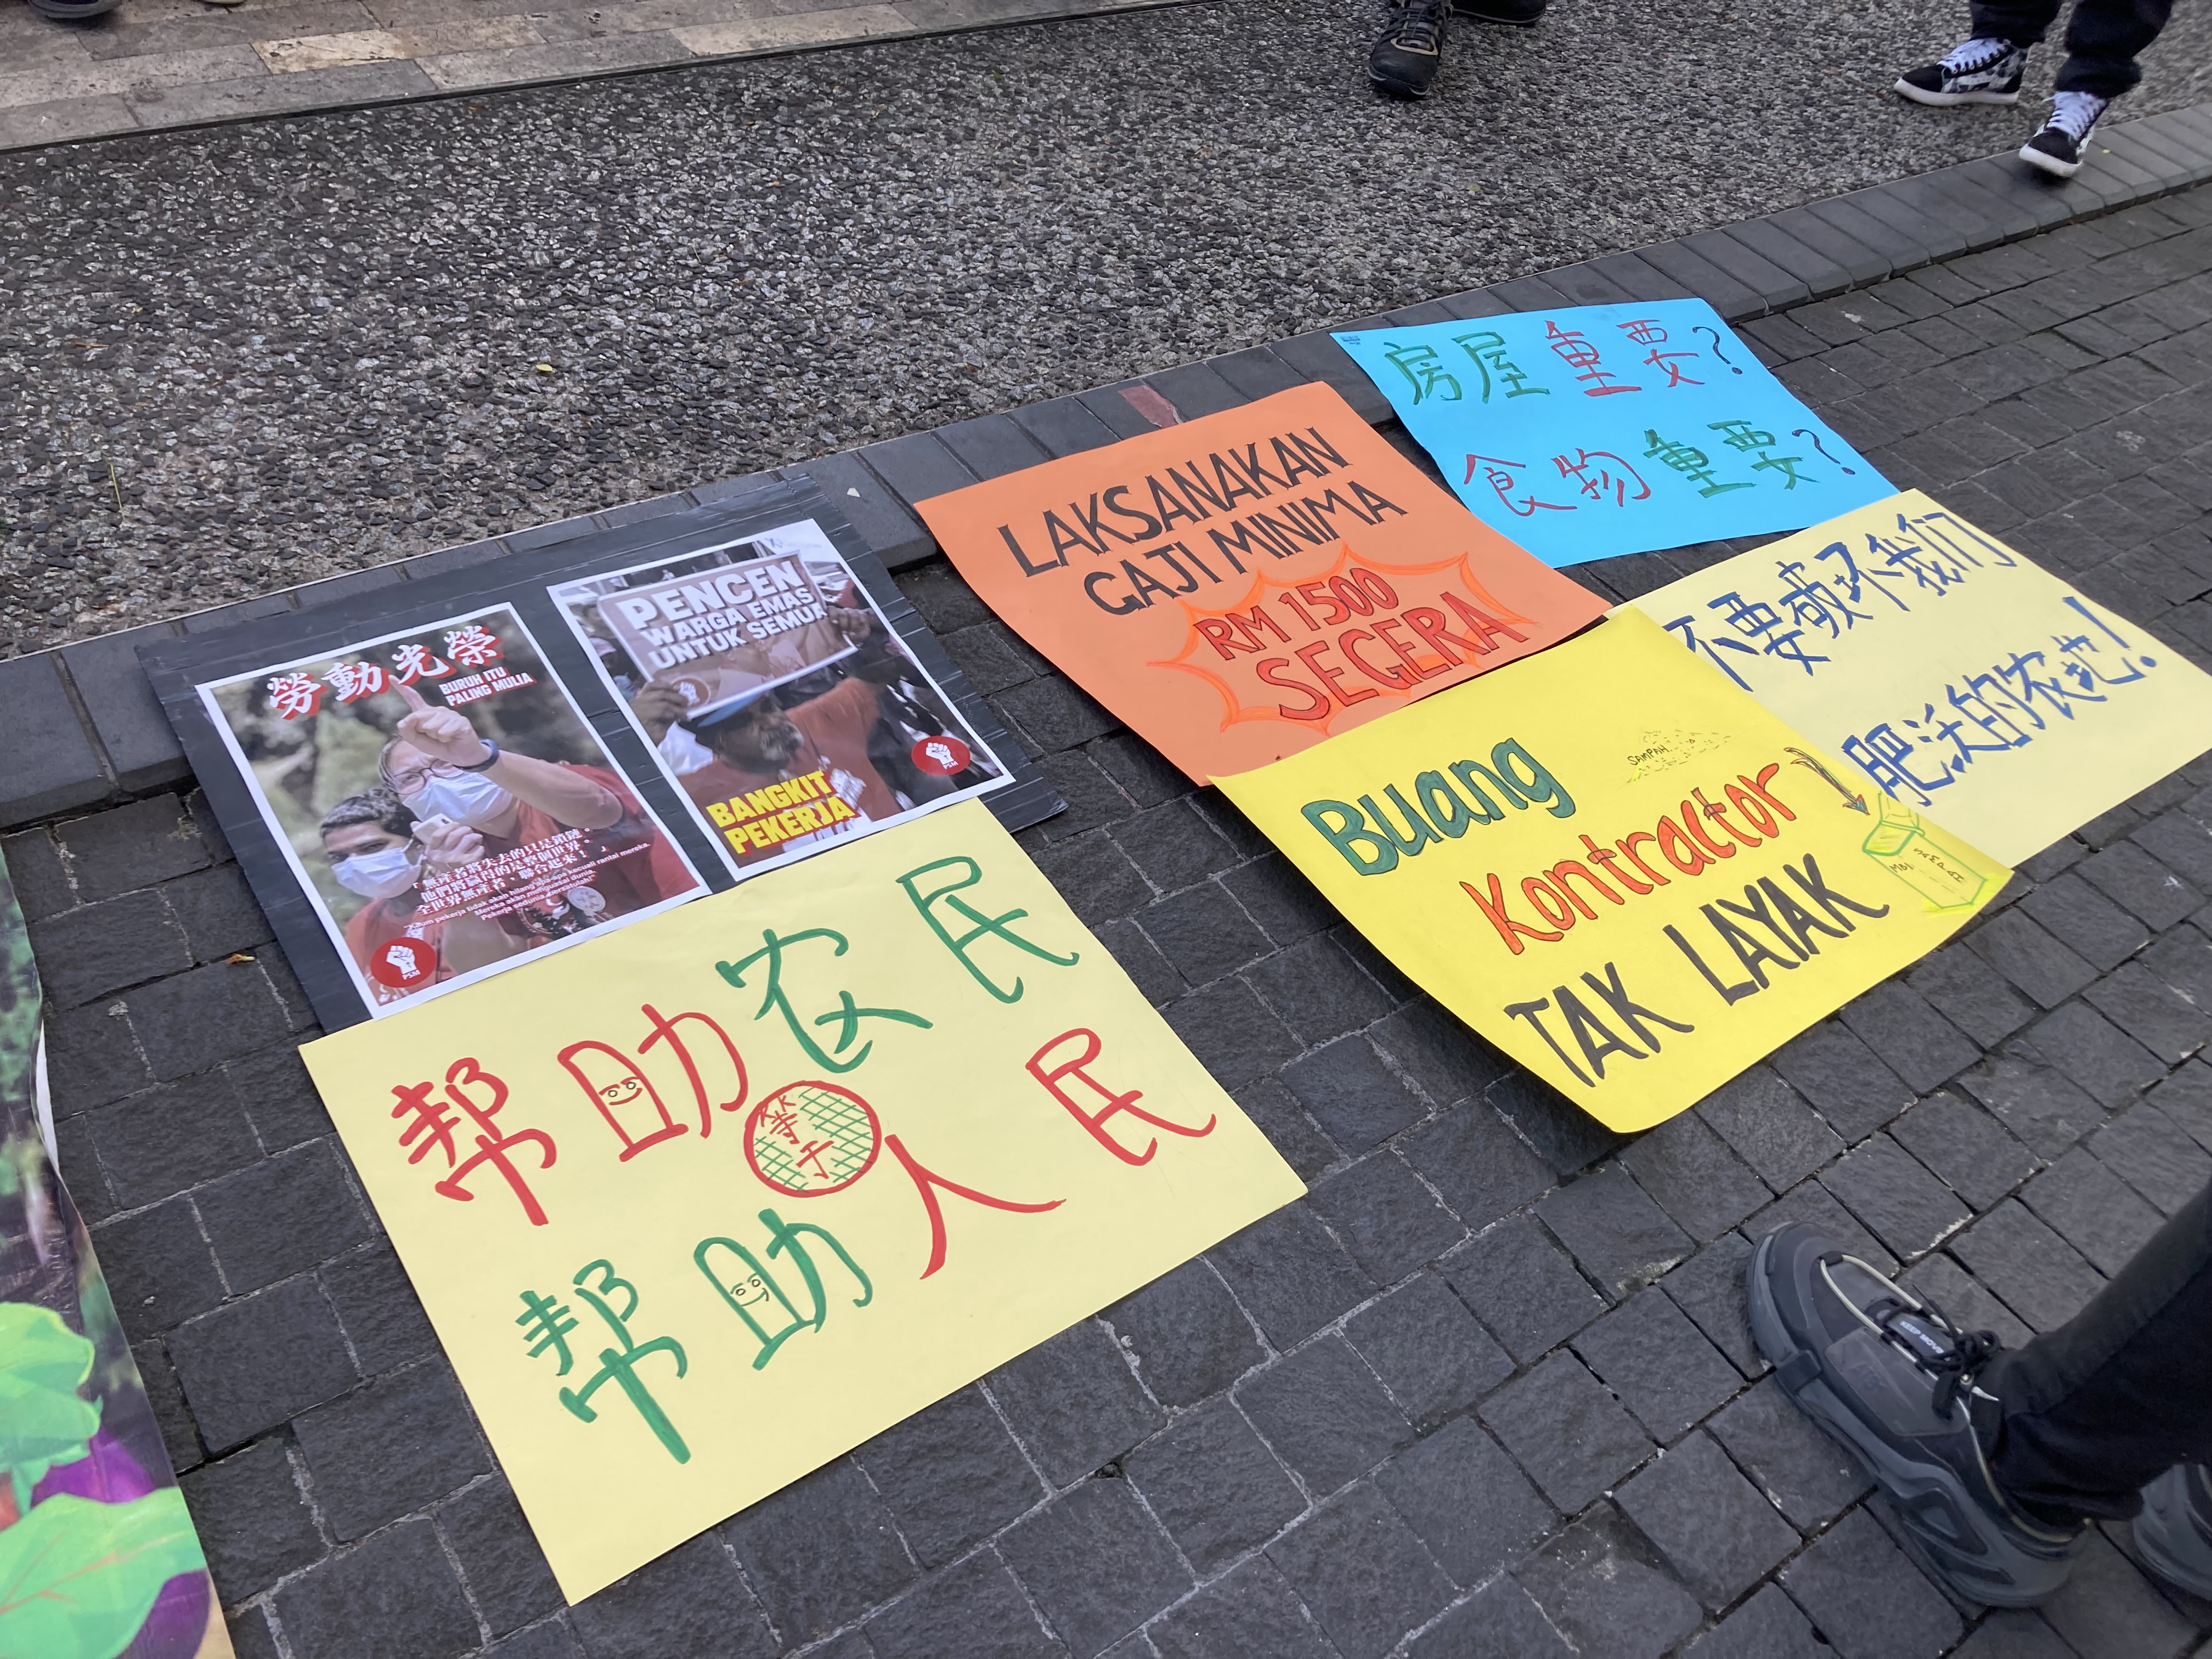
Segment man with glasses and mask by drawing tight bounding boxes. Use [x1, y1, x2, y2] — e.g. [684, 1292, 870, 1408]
[332, 686, 691, 998]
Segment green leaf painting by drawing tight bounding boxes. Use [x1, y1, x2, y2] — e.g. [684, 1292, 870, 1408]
[0, 1490, 207, 1659]
[0, 1306, 101, 1516]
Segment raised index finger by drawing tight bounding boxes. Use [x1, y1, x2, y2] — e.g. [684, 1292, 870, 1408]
[396, 684, 432, 715]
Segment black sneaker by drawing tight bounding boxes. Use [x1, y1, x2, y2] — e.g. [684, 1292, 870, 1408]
[2021, 91, 2111, 179]
[1369, 0, 1450, 98]
[1896, 37, 2028, 105]
[2135, 1464, 2212, 1598]
[1749, 1224, 2084, 1606]
[1455, 0, 1543, 23]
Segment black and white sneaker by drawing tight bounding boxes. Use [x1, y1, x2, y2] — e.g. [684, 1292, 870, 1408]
[2021, 91, 2111, 179]
[1749, 1224, 2085, 1606]
[1896, 37, 2028, 105]
[1369, 0, 1451, 98]
[2134, 1464, 2212, 1598]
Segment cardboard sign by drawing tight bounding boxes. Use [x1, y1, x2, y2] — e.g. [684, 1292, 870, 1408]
[913, 383, 1610, 781]
[1633, 491, 2212, 864]
[194, 605, 708, 1017]
[590, 549, 856, 720]
[300, 799, 1303, 1602]
[548, 514, 1014, 879]
[1216, 612, 2005, 1131]
[1334, 300, 1892, 566]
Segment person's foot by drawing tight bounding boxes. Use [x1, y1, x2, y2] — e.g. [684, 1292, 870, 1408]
[2021, 90, 2112, 179]
[1455, 0, 1543, 24]
[1748, 1224, 2084, 1607]
[1369, 0, 1451, 98]
[25, 0, 123, 19]
[2134, 1465, 2212, 1598]
[1895, 37, 2028, 105]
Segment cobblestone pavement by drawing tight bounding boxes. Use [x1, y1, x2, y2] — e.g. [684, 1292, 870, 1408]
[0, 0, 1173, 152]
[7, 0, 2212, 659]
[12, 180, 2212, 1659]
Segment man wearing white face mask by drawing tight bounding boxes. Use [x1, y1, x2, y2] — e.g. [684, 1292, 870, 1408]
[320, 790, 531, 995]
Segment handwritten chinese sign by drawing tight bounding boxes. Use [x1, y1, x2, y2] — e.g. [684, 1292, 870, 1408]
[912, 383, 1609, 782]
[1216, 611, 2004, 1131]
[300, 799, 1302, 1602]
[1335, 301, 1892, 566]
[1632, 492, 2212, 864]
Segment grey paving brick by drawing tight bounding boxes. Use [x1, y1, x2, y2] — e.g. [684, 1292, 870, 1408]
[26, 888, 190, 1008]
[2084, 958, 2212, 1062]
[0, 652, 108, 827]
[1770, 1020, 1916, 1143]
[718, 1458, 913, 1647]
[1148, 1556, 1338, 1659]
[2038, 1526, 2200, 1659]
[1407, 1575, 1572, 1659]
[1708, 1375, 1870, 1530]
[162, 863, 273, 963]
[2089, 1099, 2212, 1214]
[1230, 1077, 1337, 1182]
[85, 1070, 259, 1207]
[1237, 1334, 1413, 1497]
[1268, 1482, 1454, 1659]
[197, 1140, 374, 1293]
[1901, 1249, 2035, 1348]
[1401, 1099, 1554, 1229]
[1368, 998, 1512, 1114]
[91, 1194, 227, 1336]
[852, 1386, 1045, 1570]
[990, 1318, 1164, 1486]
[863, 1550, 1053, 1659]
[1958, 1045, 2108, 1158]
[2079, 838, 2204, 929]
[1001, 1479, 1192, 1659]
[1658, 1233, 1764, 1379]
[132, 1337, 202, 1475]
[2131, 806, 2212, 888]
[1684, 1584, 1826, 1659]
[1345, 1273, 1511, 1426]
[1953, 1610, 2091, 1659]
[1906, 942, 2039, 1047]
[2021, 872, 2153, 970]
[168, 1276, 360, 1453]
[1375, 1416, 1554, 1589]
[1215, 853, 1336, 949]
[273, 1517, 481, 1659]
[179, 1438, 320, 1604]
[1949, 1198, 2107, 1331]
[482, 1620, 582, 1659]
[2149, 1055, 2212, 1154]
[439, 1476, 561, 1640]
[1889, 1091, 2040, 1210]
[1838, 980, 1982, 1093]
[118, 958, 292, 1081]
[294, 1361, 488, 1541]
[1208, 1199, 1375, 1348]
[1138, 882, 1271, 986]
[225, 1041, 330, 1153]
[1695, 1065, 1844, 1189]
[1243, 934, 1393, 1046]
[1617, 1110, 1771, 1243]
[2024, 999, 2165, 1107]
[1535, 1166, 1692, 1302]
[2021, 1145, 2167, 1274]
[1820, 1132, 1971, 1260]
[1571, 1287, 1742, 1444]
[1105, 1260, 1262, 1410]
[1782, 1506, 1962, 1659]
[1479, 1352, 1653, 1513]
[1125, 1397, 1304, 1577]
[1439, 1213, 1604, 1364]
[1161, 978, 1301, 1090]
[1744, 1180, 1899, 1277]
[1309, 1154, 1464, 1286]
[1510, 1503, 1702, 1659]
[1615, 1430, 1799, 1611]
[1485, 1069, 1624, 1176]
[1277, 1034, 1424, 1156]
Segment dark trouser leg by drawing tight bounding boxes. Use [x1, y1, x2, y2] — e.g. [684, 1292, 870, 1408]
[1970, 0, 2067, 46]
[1983, 1180, 2212, 1526]
[2050, 0, 2174, 94]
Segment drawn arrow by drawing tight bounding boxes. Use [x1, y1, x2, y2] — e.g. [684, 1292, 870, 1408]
[1786, 746, 1870, 814]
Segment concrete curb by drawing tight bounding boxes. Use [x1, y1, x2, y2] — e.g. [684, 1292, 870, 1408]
[9, 101, 2212, 830]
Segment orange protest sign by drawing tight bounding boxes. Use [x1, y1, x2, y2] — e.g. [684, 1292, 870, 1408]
[914, 383, 1611, 781]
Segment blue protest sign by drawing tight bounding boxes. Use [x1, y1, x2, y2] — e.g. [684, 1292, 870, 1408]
[1334, 300, 1893, 566]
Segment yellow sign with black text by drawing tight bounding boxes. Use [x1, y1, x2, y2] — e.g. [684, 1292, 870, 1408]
[1217, 611, 2007, 1131]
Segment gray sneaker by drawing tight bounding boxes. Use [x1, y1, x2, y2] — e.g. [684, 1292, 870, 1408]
[2134, 1464, 2212, 1598]
[1748, 1224, 2084, 1606]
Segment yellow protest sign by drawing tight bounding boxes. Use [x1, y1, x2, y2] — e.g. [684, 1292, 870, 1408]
[1632, 490, 2212, 865]
[1216, 611, 2007, 1132]
[300, 799, 1301, 1603]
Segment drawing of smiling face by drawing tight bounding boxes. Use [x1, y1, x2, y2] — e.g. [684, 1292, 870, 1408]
[598, 1077, 645, 1109]
[727, 1273, 771, 1308]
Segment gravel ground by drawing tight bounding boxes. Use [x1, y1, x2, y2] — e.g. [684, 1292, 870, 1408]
[4, 0, 2210, 654]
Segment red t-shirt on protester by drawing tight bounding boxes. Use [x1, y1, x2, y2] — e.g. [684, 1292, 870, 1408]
[679, 680, 899, 865]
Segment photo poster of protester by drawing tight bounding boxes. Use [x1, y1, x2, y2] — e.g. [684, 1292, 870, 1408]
[187, 604, 708, 1019]
[547, 515, 1017, 879]
[0, 846, 234, 1659]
